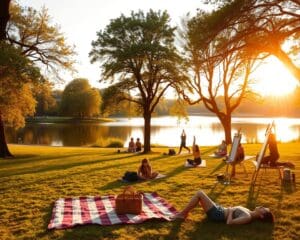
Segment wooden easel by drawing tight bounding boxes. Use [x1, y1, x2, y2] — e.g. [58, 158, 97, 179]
[251, 121, 281, 185]
[223, 131, 243, 184]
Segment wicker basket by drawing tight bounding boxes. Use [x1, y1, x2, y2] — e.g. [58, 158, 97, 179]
[115, 186, 143, 215]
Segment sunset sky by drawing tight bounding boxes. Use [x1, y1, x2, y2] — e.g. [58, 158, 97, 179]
[17, 0, 298, 96]
[17, 0, 210, 90]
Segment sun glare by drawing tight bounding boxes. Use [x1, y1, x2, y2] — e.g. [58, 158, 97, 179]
[253, 57, 298, 96]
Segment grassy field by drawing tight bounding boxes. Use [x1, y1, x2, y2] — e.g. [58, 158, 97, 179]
[0, 143, 299, 240]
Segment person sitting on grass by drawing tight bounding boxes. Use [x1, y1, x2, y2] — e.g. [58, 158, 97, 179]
[187, 136, 202, 166]
[172, 189, 274, 225]
[135, 138, 142, 152]
[128, 137, 136, 153]
[261, 133, 295, 168]
[137, 158, 159, 180]
[214, 140, 227, 157]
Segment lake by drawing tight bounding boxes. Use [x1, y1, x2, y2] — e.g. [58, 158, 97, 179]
[5, 116, 300, 147]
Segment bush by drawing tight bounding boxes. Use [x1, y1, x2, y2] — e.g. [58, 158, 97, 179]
[91, 137, 124, 148]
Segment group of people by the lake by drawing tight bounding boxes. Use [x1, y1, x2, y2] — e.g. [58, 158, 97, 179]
[121, 127, 298, 225]
[128, 137, 142, 153]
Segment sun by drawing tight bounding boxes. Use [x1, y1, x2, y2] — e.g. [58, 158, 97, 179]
[253, 56, 299, 96]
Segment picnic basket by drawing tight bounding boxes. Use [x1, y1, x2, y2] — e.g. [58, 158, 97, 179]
[115, 186, 143, 214]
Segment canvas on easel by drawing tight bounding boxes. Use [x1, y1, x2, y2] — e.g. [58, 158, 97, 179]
[222, 131, 242, 184]
[251, 121, 278, 185]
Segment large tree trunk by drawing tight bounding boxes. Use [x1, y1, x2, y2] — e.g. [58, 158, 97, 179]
[143, 111, 152, 153]
[0, 0, 10, 40]
[220, 115, 232, 145]
[0, 113, 13, 158]
[0, 0, 13, 158]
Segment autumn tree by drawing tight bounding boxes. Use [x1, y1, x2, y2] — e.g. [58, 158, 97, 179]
[0, 1, 75, 157]
[34, 81, 57, 116]
[7, 2, 76, 80]
[201, 0, 300, 81]
[90, 10, 188, 153]
[60, 78, 101, 118]
[181, 11, 256, 144]
[0, 42, 42, 157]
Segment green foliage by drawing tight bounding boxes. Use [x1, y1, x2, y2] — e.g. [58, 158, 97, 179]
[0, 42, 42, 128]
[60, 78, 102, 118]
[100, 84, 139, 117]
[92, 137, 124, 148]
[90, 9, 189, 151]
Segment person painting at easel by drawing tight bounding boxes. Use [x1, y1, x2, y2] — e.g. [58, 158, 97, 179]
[261, 132, 295, 169]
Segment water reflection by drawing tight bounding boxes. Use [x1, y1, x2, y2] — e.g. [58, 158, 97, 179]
[5, 116, 300, 147]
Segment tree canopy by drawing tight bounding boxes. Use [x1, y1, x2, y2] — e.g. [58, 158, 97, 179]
[200, 0, 300, 81]
[0, 42, 42, 128]
[60, 78, 101, 118]
[90, 10, 188, 152]
[7, 2, 76, 81]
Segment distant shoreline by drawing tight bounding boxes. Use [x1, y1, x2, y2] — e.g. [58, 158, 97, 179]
[25, 116, 115, 124]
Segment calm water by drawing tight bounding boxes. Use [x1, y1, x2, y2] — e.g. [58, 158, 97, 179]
[5, 116, 300, 147]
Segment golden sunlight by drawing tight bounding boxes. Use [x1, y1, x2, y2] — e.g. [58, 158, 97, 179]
[253, 57, 298, 96]
[256, 118, 300, 143]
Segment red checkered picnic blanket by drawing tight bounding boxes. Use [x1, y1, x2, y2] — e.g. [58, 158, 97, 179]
[48, 192, 178, 229]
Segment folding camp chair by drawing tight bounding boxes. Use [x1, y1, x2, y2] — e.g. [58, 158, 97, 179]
[222, 131, 247, 184]
[251, 122, 283, 185]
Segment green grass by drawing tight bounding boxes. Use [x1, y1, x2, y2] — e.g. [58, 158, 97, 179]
[0, 143, 299, 240]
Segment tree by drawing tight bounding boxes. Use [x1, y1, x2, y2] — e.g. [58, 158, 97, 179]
[90, 10, 188, 153]
[202, 0, 300, 81]
[7, 2, 76, 80]
[60, 78, 101, 118]
[181, 11, 256, 144]
[0, 42, 42, 157]
[0, 0, 10, 39]
[34, 81, 57, 116]
[0, 2, 76, 157]
[100, 84, 139, 117]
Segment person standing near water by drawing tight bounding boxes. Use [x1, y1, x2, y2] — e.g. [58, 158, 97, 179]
[178, 130, 190, 154]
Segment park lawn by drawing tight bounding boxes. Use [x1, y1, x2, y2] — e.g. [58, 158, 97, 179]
[0, 143, 299, 240]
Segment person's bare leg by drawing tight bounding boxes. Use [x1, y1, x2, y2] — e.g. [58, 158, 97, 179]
[185, 146, 191, 153]
[173, 190, 216, 219]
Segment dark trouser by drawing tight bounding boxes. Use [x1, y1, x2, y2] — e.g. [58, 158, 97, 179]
[261, 155, 279, 166]
[187, 157, 201, 166]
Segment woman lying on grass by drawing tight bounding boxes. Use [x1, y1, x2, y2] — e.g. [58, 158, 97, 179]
[172, 190, 274, 225]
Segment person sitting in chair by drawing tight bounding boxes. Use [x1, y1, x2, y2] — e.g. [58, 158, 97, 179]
[261, 133, 295, 168]
[187, 136, 202, 166]
[214, 140, 227, 157]
[172, 189, 274, 225]
[231, 143, 245, 178]
[137, 158, 158, 180]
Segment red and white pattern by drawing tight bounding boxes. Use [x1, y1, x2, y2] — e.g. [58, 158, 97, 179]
[48, 192, 178, 229]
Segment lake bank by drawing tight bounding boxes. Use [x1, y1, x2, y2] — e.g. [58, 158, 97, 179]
[26, 116, 115, 124]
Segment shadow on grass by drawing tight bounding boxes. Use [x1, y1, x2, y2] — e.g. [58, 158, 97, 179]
[208, 181, 228, 201]
[208, 161, 226, 176]
[185, 220, 274, 240]
[1, 152, 142, 178]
